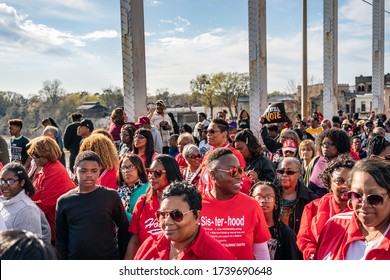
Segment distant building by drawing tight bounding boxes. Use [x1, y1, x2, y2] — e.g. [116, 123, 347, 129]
[297, 83, 350, 117]
[76, 102, 109, 118]
[351, 73, 390, 118]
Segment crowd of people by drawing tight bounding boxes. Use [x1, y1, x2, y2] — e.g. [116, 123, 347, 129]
[0, 103, 389, 260]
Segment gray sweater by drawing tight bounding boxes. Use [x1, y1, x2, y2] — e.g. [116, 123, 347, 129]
[1, 190, 42, 237]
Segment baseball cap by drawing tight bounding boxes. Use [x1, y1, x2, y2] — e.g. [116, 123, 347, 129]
[156, 100, 165, 106]
[342, 119, 350, 125]
[229, 121, 237, 129]
[282, 139, 297, 153]
[78, 119, 94, 131]
[135, 116, 151, 126]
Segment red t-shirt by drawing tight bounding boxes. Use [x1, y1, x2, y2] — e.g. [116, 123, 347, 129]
[134, 226, 236, 260]
[109, 122, 123, 142]
[128, 193, 161, 244]
[97, 168, 118, 190]
[201, 192, 271, 260]
[32, 161, 75, 240]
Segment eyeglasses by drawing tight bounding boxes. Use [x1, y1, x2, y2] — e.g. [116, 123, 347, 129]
[121, 133, 130, 137]
[188, 154, 202, 159]
[120, 165, 137, 172]
[254, 195, 275, 202]
[146, 169, 167, 178]
[0, 179, 19, 186]
[216, 167, 244, 178]
[276, 169, 299, 175]
[134, 134, 146, 140]
[331, 178, 347, 186]
[155, 209, 194, 222]
[207, 129, 221, 134]
[348, 191, 388, 207]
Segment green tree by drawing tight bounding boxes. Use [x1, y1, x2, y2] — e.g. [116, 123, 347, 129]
[190, 74, 215, 118]
[211, 72, 249, 119]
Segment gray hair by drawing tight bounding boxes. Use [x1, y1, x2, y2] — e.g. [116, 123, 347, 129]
[277, 157, 304, 175]
[183, 144, 200, 159]
[42, 125, 58, 139]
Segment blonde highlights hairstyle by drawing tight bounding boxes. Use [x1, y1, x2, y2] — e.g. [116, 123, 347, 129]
[79, 134, 119, 170]
[27, 136, 62, 162]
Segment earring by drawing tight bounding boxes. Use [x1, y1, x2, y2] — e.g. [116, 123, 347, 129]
[347, 199, 353, 210]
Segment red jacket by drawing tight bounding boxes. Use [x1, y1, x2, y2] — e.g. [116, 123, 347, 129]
[315, 212, 390, 260]
[297, 193, 352, 259]
[32, 161, 75, 240]
[135, 226, 236, 260]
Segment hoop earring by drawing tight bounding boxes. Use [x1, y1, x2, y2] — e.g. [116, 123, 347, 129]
[347, 199, 353, 210]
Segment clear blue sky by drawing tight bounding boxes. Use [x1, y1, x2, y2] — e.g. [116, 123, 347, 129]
[0, 0, 389, 97]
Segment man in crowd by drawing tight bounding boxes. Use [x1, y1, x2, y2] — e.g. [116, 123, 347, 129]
[63, 113, 83, 173]
[148, 100, 173, 154]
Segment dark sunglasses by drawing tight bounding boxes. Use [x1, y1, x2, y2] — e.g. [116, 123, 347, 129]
[348, 191, 387, 207]
[207, 129, 222, 134]
[188, 154, 202, 159]
[155, 209, 194, 222]
[216, 167, 244, 178]
[146, 169, 166, 178]
[276, 169, 299, 175]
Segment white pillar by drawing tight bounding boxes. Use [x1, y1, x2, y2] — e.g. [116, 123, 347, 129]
[248, 0, 267, 135]
[372, 0, 385, 113]
[323, 0, 338, 120]
[120, 0, 147, 121]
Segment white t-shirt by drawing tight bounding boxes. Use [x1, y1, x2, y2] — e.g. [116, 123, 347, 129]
[346, 225, 390, 260]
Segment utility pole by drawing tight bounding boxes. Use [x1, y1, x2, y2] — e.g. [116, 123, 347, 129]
[302, 0, 308, 119]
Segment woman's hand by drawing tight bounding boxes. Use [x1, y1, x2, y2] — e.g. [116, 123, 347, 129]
[246, 170, 259, 183]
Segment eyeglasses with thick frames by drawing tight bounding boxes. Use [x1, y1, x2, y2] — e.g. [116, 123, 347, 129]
[0, 179, 19, 186]
[216, 167, 244, 178]
[155, 209, 194, 222]
[348, 191, 388, 207]
[254, 195, 275, 202]
[120, 165, 137, 172]
[276, 169, 299, 175]
[146, 169, 167, 178]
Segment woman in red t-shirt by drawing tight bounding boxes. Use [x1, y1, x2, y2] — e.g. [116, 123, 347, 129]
[125, 155, 183, 259]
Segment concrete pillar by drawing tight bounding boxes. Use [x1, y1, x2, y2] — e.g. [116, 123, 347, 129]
[120, 0, 147, 121]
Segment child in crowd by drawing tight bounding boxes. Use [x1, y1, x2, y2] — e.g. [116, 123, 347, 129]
[55, 151, 130, 260]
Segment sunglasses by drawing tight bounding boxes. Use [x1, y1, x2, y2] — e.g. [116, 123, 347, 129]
[216, 167, 244, 178]
[276, 169, 299, 175]
[206, 129, 221, 134]
[348, 191, 387, 207]
[134, 134, 146, 140]
[120, 165, 137, 172]
[0, 178, 19, 186]
[146, 169, 166, 178]
[188, 154, 202, 159]
[155, 209, 194, 222]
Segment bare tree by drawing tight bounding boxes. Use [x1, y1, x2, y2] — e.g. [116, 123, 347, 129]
[39, 79, 65, 108]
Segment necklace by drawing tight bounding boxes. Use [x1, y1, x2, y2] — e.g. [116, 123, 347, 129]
[169, 243, 180, 260]
[363, 223, 388, 246]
